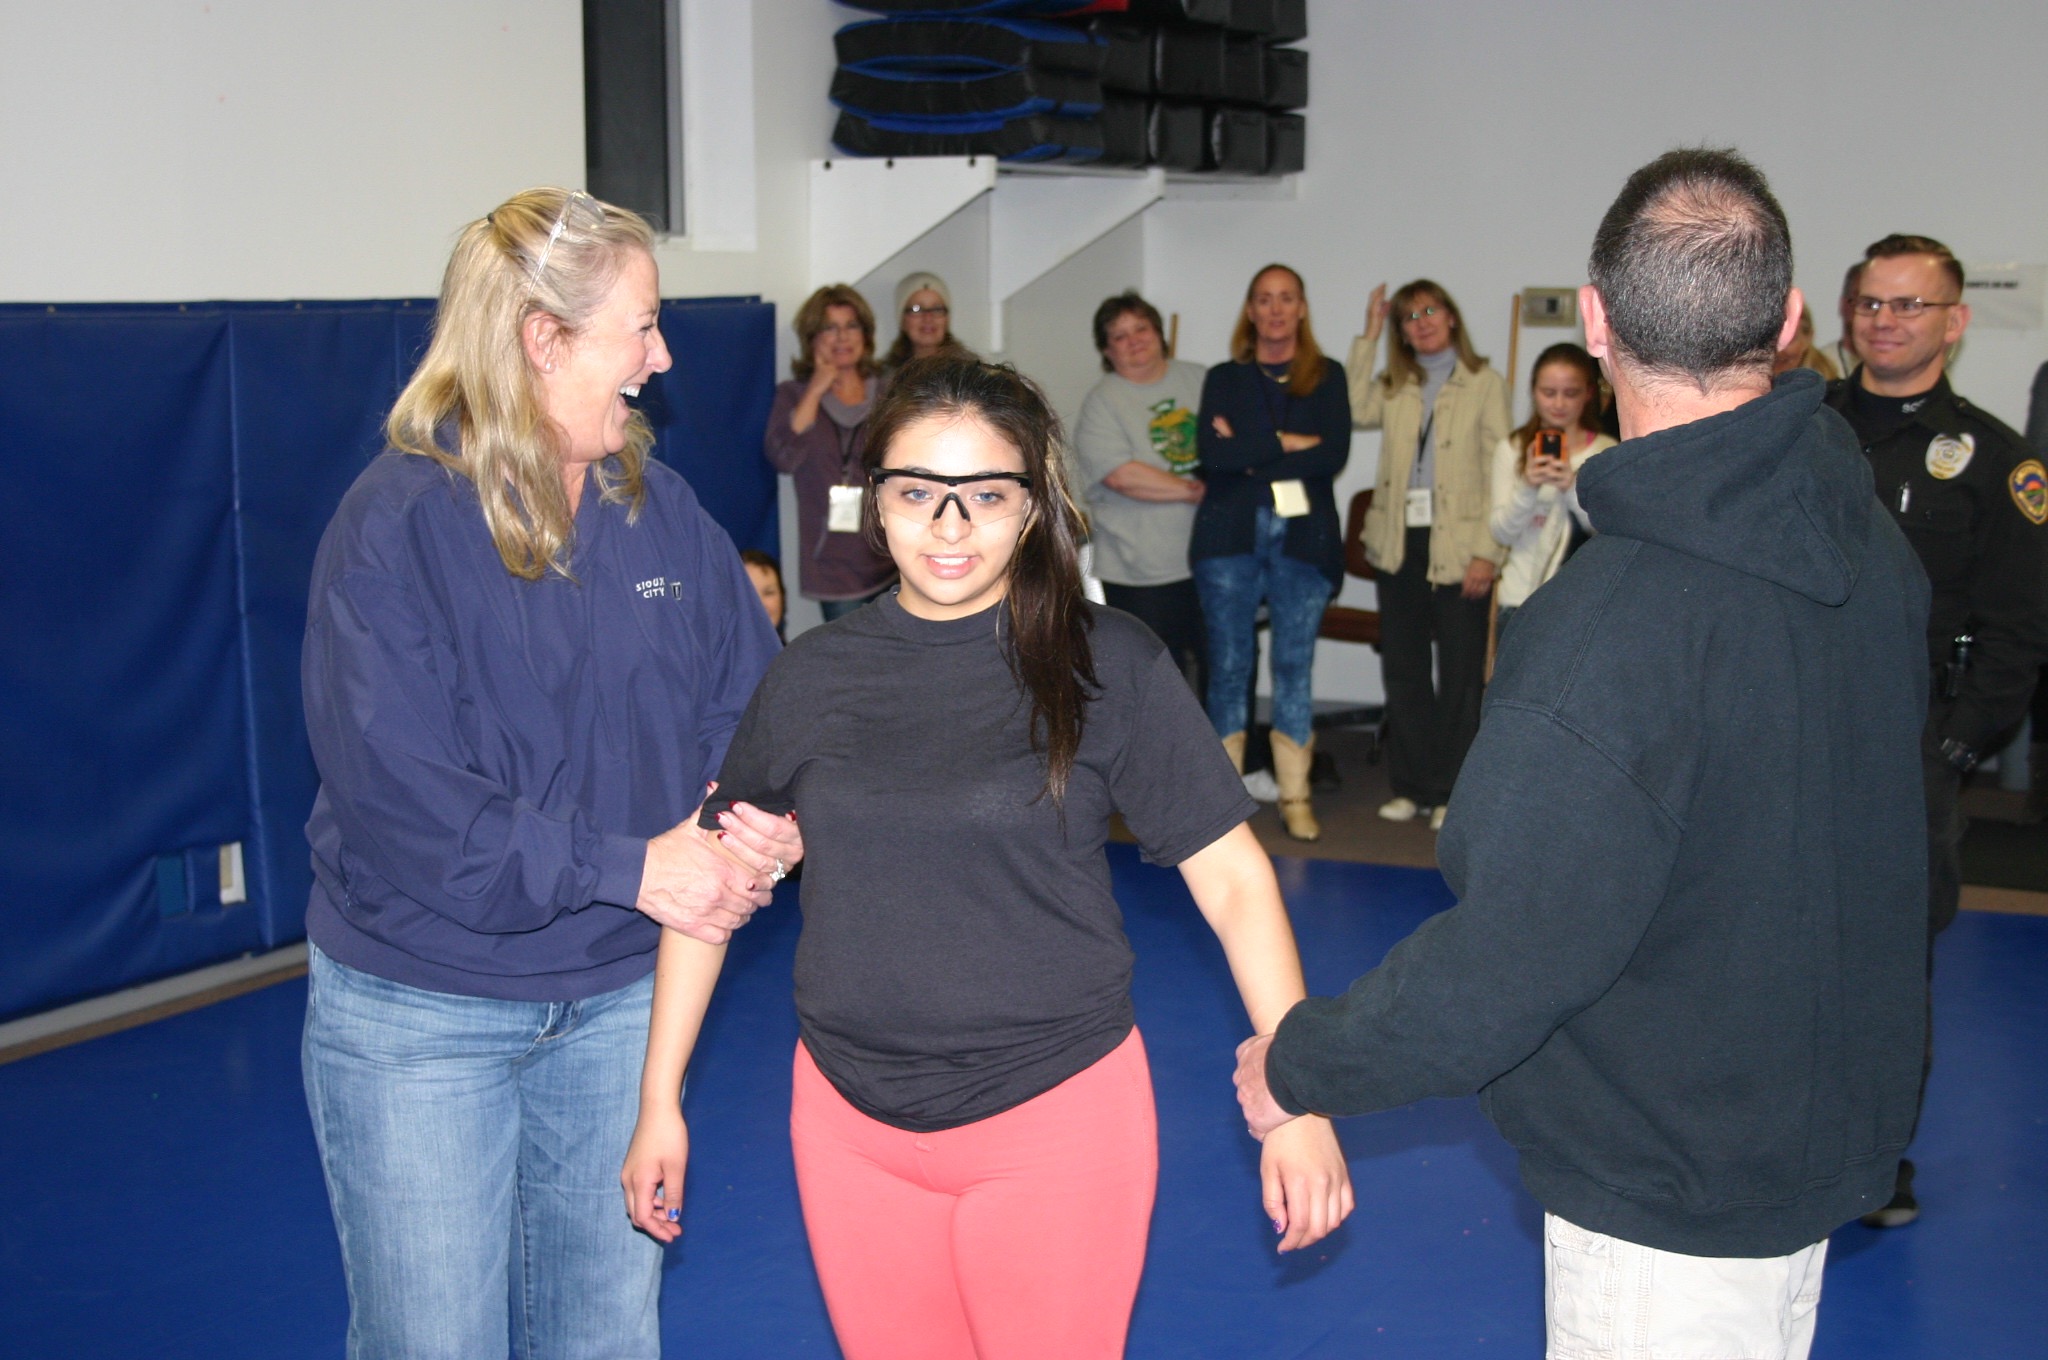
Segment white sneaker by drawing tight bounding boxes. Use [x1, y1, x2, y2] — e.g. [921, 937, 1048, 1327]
[1429, 805, 1447, 832]
[1242, 769, 1280, 803]
[1378, 797, 1420, 823]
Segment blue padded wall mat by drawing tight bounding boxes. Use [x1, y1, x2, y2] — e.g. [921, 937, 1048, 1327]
[637, 298, 779, 560]
[0, 308, 262, 1018]
[0, 297, 777, 1021]
[228, 302, 440, 962]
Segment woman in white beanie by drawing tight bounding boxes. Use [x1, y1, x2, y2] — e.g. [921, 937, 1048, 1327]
[883, 271, 973, 374]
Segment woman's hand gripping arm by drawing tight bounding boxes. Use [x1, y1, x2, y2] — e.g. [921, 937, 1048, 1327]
[1178, 823, 1354, 1252]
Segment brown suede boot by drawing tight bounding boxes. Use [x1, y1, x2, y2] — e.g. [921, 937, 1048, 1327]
[1220, 731, 1247, 775]
[1270, 731, 1321, 842]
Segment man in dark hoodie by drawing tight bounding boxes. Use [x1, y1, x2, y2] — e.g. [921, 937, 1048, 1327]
[1235, 149, 1929, 1359]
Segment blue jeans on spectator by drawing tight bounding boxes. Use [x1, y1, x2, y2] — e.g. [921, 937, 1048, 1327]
[302, 945, 662, 1360]
[1193, 507, 1334, 745]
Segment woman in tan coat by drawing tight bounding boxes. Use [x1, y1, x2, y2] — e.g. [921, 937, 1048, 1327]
[1347, 280, 1511, 830]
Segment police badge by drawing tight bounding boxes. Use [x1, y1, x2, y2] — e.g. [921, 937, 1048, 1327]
[1925, 432, 1975, 480]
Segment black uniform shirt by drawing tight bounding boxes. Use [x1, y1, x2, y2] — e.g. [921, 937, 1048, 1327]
[1826, 371, 2048, 751]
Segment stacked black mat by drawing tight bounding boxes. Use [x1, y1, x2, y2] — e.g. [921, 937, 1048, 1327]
[829, 0, 1307, 173]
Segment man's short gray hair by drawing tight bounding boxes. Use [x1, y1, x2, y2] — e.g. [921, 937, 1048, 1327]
[1588, 148, 1792, 390]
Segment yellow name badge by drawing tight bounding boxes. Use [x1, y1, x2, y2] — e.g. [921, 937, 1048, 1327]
[826, 484, 864, 533]
[1271, 479, 1311, 518]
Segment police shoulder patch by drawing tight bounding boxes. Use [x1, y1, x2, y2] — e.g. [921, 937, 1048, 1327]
[2011, 459, 2048, 526]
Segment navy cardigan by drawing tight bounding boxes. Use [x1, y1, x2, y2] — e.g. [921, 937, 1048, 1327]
[1188, 357, 1352, 587]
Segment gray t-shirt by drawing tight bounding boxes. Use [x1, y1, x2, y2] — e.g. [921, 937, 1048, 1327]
[1071, 360, 1207, 586]
[706, 594, 1255, 1131]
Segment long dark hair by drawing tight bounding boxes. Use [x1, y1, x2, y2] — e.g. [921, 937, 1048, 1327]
[1511, 343, 1605, 467]
[862, 356, 1097, 803]
[882, 330, 970, 370]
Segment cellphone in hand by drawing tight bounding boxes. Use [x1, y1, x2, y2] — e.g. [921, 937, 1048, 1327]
[1538, 429, 1563, 460]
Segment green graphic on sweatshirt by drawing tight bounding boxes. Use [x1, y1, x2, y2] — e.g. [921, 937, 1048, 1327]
[1148, 400, 1199, 476]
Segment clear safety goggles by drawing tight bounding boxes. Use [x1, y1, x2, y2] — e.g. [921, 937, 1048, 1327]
[870, 469, 1033, 524]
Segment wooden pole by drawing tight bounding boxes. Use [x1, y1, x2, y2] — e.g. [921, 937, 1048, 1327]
[1168, 311, 1180, 358]
[1488, 291, 1523, 687]
[1506, 292, 1523, 403]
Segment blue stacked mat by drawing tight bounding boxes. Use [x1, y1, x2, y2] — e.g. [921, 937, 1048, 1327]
[828, 0, 1307, 173]
[832, 16, 1110, 163]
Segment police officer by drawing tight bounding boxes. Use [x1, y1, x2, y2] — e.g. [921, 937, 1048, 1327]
[1825, 233, 2048, 1227]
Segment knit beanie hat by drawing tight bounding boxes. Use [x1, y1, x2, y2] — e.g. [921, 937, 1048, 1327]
[895, 271, 952, 314]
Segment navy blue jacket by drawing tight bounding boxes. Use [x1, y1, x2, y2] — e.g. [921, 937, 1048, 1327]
[1188, 357, 1352, 586]
[302, 451, 778, 1000]
[1267, 372, 1931, 1257]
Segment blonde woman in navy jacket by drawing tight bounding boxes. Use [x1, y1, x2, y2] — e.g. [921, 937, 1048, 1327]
[1190, 264, 1351, 841]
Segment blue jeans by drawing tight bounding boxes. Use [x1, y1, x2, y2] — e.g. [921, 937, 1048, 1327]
[1192, 507, 1334, 744]
[302, 945, 662, 1360]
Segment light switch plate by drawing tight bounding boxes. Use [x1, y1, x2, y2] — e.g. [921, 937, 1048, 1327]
[1521, 289, 1579, 327]
[220, 841, 247, 906]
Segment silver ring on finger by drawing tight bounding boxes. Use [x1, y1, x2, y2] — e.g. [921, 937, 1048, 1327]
[768, 858, 787, 884]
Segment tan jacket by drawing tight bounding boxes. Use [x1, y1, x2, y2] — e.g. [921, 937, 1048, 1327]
[1347, 335, 1513, 583]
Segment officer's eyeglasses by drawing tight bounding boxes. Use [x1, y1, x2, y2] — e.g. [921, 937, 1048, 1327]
[872, 469, 1032, 524]
[903, 303, 950, 318]
[1851, 295, 1961, 318]
[1404, 305, 1442, 322]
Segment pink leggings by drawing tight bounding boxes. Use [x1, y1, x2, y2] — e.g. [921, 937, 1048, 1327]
[789, 1029, 1159, 1360]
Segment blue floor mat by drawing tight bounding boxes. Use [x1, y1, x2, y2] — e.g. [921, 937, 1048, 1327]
[0, 846, 2041, 1357]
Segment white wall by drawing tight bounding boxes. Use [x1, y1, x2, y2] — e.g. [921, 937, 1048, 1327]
[0, 0, 837, 306]
[1149, 0, 2048, 703]
[1001, 214, 1147, 432]
[0, 1, 583, 300]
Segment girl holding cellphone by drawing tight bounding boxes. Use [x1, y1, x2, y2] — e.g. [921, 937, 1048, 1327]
[1488, 343, 1616, 639]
